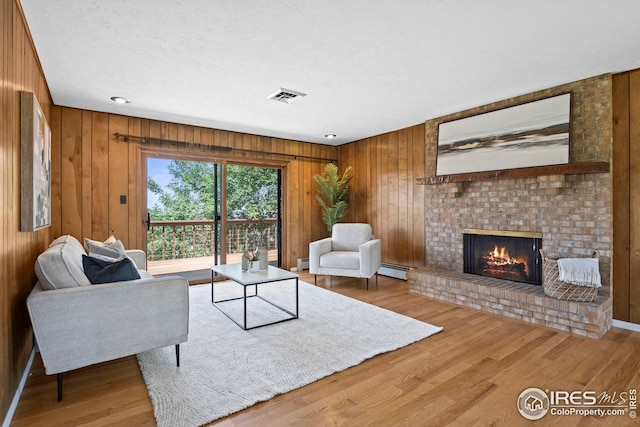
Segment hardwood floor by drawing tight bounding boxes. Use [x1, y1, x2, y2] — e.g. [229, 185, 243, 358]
[11, 273, 640, 426]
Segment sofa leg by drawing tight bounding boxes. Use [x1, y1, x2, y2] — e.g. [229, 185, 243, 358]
[366, 278, 369, 291]
[57, 373, 63, 401]
[175, 344, 180, 367]
[314, 275, 317, 286]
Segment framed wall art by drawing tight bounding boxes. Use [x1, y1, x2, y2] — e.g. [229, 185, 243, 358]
[436, 92, 572, 176]
[20, 91, 51, 231]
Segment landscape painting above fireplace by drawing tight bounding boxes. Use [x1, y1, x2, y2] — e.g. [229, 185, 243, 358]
[436, 93, 571, 176]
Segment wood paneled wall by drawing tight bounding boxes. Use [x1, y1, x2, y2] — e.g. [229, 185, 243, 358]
[338, 125, 426, 267]
[613, 69, 640, 322]
[51, 107, 338, 270]
[0, 0, 53, 420]
[51, 108, 427, 272]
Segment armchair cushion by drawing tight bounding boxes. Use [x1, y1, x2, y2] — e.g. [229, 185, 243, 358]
[331, 223, 373, 251]
[320, 251, 360, 270]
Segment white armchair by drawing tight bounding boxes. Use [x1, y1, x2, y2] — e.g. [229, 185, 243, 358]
[309, 223, 382, 290]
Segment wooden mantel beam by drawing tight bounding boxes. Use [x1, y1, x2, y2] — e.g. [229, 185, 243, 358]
[416, 161, 610, 185]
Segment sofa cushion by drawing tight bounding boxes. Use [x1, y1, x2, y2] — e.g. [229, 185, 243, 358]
[49, 235, 78, 247]
[331, 223, 373, 252]
[88, 252, 143, 277]
[35, 238, 91, 290]
[85, 237, 126, 259]
[84, 235, 116, 250]
[82, 255, 141, 284]
[320, 251, 360, 270]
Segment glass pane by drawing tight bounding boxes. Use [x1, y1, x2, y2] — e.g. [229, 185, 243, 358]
[146, 158, 219, 275]
[225, 165, 279, 266]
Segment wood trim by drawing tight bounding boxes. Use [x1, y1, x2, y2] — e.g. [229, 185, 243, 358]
[613, 72, 631, 321]
[417, 161, 610, 185]
[629, 70, 640, 322]
[220, 161, 228, 265]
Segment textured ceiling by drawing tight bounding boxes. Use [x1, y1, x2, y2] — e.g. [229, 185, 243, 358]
[19, 0, 640, 145]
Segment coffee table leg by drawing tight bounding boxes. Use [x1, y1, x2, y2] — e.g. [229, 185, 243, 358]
[243, 285, 247, 330]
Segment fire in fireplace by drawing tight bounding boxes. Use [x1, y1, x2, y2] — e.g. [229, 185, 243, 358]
[463, 229, 542, 285]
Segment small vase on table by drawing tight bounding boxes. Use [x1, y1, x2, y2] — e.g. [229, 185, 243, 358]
[249, 261, 260, 272]
[258, 246, 269, 269]
[242, 251, 250, 271]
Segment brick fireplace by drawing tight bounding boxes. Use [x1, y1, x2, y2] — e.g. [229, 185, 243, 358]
[408, 74, 613, 338]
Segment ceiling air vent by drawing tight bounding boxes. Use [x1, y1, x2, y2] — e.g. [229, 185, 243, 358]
[267, 88, 307, 104]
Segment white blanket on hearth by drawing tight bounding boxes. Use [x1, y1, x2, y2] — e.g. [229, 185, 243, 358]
[557, 257, 601, 287]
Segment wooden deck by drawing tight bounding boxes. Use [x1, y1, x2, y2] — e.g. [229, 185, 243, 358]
[147, 255, 218, 276]
[147, 250, 279, 283]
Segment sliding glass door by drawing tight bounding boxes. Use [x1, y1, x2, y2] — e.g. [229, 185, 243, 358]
[145, 157, 281, 276]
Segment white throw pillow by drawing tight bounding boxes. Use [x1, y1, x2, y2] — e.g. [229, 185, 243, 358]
[84, 236, 126, 259]
[83, 235, 116, 250]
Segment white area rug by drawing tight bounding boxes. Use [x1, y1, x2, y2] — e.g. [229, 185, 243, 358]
[137, 280, 443, 427]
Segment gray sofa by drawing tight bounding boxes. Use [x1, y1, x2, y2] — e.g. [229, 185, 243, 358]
[26, 235, 189, 400]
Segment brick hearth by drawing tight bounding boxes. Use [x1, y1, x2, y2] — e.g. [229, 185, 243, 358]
[408, 267, 612, 338]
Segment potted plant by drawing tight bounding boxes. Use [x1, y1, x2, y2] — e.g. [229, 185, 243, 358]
[243, 247, 261, 272]
[313, 163, 353, 232]
[248, 215, 270, 269]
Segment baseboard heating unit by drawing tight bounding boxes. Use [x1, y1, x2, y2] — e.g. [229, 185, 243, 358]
[297, 258, 309, 271]
[377, 264, 411, 280]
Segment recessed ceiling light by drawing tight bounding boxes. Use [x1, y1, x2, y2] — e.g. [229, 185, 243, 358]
[324, 134, 337, 139]
[110, 96, 131, 104]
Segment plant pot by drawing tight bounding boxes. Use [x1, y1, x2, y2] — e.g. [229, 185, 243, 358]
[258, 247, 269, 269]
[249, 262, 260, 272]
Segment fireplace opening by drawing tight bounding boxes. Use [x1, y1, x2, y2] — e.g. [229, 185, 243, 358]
[463, 229, 542, 285]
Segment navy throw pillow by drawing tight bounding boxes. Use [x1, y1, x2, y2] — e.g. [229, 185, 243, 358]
[82, 255, 141, 284]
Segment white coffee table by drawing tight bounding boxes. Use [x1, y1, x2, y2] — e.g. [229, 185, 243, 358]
[211, 264, 299, 330]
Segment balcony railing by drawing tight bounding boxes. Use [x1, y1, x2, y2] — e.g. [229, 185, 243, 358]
[147, 218, 278, 261]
